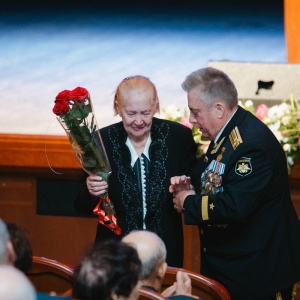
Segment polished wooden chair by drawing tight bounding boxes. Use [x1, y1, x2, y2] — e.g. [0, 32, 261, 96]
[162, 267, 231, 300]
[139, 287, 166, 300]
[26, 256, 74, 296]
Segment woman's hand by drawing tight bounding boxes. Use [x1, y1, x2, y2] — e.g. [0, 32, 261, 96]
[169, 175, 193, 193]
[86, 175, 108, 197]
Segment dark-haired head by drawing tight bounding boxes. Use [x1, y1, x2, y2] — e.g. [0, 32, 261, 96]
[72, 240, 141, 300]
[6, 222, 32, 273]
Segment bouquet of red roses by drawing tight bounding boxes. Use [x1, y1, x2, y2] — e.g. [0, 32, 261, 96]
[52, 87, 121, 235]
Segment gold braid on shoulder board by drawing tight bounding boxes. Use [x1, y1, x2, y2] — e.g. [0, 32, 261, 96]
[229, 127, 243, 150]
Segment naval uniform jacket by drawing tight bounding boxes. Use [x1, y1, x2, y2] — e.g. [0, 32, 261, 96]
[75, 117, 198, 267]
[184, 106, 300, 299]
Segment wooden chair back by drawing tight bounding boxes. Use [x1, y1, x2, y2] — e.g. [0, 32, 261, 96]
[26, 256, 74, 296]
[162, 267, 231, 300]
[139, 287, 166, 300]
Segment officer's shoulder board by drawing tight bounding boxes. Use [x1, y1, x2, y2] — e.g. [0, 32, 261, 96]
[229, 126, 243, 150]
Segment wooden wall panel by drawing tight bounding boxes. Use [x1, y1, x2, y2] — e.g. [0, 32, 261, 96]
[0, 134, 95, 266]
[183, 223, 200, 271]
[0, 133, 81, 170]
[0, 173, 96, 266]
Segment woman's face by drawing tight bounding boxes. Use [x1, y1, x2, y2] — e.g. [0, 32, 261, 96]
[118, 88, 157, 141]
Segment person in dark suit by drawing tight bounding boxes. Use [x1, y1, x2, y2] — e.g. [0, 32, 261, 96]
[122, 230, 201, 299]
[170, 67, 300, 300]
[75, 75, 198, 268]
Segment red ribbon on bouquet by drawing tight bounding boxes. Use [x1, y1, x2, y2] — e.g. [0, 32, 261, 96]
[93, 196, 122, 235]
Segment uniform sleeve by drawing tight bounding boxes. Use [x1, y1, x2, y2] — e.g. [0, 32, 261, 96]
[184, 142, 273, 224]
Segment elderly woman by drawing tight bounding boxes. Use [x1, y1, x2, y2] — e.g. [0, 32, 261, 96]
[75, 75, 197, 267]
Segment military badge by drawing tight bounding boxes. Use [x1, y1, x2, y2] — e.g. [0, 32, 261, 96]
[201, 160, 225, 195]
[235, 157, 252, 176]
[211, 136, 225, 154]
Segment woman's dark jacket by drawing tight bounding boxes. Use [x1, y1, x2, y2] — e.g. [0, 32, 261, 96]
[75, 117, 198, 267]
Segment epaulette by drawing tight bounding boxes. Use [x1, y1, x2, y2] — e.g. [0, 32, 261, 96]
[229, 126, 243, 150]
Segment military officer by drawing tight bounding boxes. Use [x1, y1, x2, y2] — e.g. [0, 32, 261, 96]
[170, 67, 300, 300]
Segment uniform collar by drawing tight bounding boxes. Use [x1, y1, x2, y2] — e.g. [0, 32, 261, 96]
[214, 107, 238, 144]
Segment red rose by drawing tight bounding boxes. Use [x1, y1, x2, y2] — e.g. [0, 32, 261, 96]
[69, 87, 89, 101]
[55, 90, 70, 102]
[52, 100, 69, 115]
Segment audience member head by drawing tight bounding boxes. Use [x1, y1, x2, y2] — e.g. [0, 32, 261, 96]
[0, 218, 16, 265]
[122, 230, 167, 293]
[6, 222, 33, 273]
[72, 240, 141, 300]
[0, 264, 36, 300]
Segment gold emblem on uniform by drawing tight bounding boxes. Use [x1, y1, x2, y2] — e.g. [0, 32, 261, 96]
[235, 157, 252, 176]
[211, 137, 225, 154]
[216, 147, 226, 162]
[229, 127, 243, 150]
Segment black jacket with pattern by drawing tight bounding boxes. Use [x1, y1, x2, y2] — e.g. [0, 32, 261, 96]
[75, 117, 198, 267]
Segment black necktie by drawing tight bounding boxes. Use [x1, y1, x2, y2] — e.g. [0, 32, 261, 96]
[133, 154, 149, 193]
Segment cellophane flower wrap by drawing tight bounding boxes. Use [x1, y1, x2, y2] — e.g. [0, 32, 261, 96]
[52, 87, 121, 235]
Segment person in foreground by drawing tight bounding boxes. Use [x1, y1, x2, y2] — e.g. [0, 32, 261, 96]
[122, 230, 201, 299]
[1, 218, 70, 300]
[170, 67, 300, 300]
[75, 75, 198, 267]
[0, 219, 35, 300]
[72, 240, 141, 300]
[0, 218, 16, 265]
[0, 265, 36, 300]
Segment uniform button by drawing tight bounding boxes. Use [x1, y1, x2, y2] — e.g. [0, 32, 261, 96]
[203, 248, 206, 252]
[200, 229, 204, 234]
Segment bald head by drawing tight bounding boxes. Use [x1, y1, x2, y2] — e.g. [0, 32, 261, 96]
[0, 265, 36, 300]
[122, 230, 166, 280]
